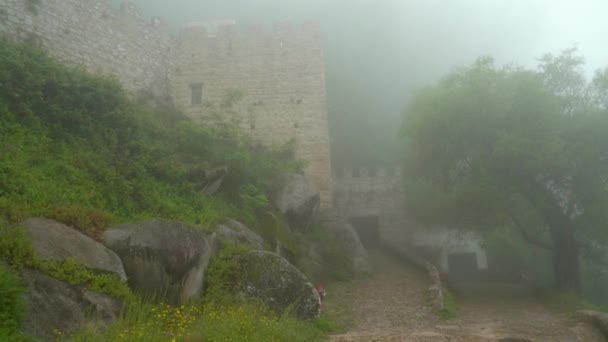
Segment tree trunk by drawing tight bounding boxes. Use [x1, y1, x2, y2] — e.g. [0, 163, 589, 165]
[548, 220, 581, 292]
[522, 181, 582, 292]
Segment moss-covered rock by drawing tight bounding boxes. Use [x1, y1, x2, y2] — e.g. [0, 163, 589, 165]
[103, 219, 212, 305]
[235, 250, 320, 320]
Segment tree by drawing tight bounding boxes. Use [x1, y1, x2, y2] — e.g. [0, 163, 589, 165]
[401, 51, 608, 292]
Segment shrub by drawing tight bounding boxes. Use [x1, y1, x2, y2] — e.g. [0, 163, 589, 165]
[204, 243, 251, 303]
[0, 266, 25, 340]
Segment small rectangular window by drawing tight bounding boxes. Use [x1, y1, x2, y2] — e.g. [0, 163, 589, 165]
[190, 83, 203, 106]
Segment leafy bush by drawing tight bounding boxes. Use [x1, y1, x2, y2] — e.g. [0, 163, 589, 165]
[0, 266, 25, 341]
[204, 243, 251, 303]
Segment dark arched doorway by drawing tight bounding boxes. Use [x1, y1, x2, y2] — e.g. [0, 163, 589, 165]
[348, 216, 380, 248]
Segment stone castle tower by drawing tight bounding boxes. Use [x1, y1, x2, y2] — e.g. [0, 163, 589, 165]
[171, 21, 332, 207]
[0, 0, 332, 207]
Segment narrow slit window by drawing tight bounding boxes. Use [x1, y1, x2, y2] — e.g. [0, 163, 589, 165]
[191, 83, 203, 106]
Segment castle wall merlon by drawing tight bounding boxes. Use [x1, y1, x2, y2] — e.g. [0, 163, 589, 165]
[333, 166, 403, 181]
[180, 21, 322, 42]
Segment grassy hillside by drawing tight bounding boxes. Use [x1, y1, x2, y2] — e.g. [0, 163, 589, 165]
[0, 39, 302, 233]
[0, 39, 334, 340]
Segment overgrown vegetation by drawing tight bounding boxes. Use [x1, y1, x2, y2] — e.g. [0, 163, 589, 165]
[71, 299, 327, 342]
[402, 49, 608, 302]
[0, 221, 133, 301]
[203, 242, 251, 303]
[0, 39, 300, 233]
[437, 288, 458, 320]
[0, 266, 25, 341]
[0, 39, 327, 339]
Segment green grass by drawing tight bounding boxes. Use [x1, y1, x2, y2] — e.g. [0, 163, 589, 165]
[321, 279, 361, 334]
[0, 221, 133, 301]
[540, 289, 594, 315]
[437, 288, 458, 320]
[0, 39, 300, 233]
[0, 266, 26, 341]
[71, 299, 327, 342]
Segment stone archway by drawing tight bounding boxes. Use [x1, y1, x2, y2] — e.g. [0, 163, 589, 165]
[348, 216, 380, 248]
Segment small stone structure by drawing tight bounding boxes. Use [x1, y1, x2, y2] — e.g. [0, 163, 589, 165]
[333, 166, 488, 275]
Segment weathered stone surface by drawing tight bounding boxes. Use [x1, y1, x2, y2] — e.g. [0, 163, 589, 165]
[576, 310, 608, 338]
[235, 250, 321, 320]
[213, 218, 266, 252]
[102, 219, 212, 305]
[21, 269, 122, 341]
[272, 173, 320, 232]
[318, 210, 371, 275]
[0, 0, 172, 96]
[22, 218, 127, 281]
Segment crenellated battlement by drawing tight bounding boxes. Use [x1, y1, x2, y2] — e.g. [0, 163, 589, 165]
[333, 166, 403, 180]
[180, 20, 321, 41]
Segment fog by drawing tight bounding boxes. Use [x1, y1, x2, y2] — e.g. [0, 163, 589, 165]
[122, 0, 608, 166]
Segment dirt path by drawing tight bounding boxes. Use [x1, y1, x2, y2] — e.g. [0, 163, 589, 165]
[329, 250, 604, 342]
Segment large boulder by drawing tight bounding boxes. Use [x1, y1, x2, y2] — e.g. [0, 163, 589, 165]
[317, 210, 371, 275]
[577, 310, 608, 338]
[102, 219, 212, 305]
[272, 173, 320, 232]
[22, 218, 127, 281]
[235, 250, 321, 320]
[21, 269, 122, 341]
[213, 218, 266, 252]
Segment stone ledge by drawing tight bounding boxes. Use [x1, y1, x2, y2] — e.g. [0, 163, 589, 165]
[380, 242, 444, 311]
[576, 310, 608, 338]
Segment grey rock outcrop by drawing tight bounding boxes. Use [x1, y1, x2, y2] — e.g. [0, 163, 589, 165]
[102, 219, 212, 305]
[22, 218, 127, 281]
[213, 218, 266, 252]
[317, 210, 371, 275]
[577, 310, 608, 338]
[235, 250, 321, 320]
[21, 269, 122, 341]
[272, 173, 320, 232]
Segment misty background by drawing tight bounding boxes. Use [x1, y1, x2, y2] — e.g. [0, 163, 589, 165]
[119, 0, 608, 168]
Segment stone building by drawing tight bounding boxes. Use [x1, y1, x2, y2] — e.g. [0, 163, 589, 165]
[0, 0, 332, 207]
[170, 21, 332, 207]
[332, 166, 488, 276]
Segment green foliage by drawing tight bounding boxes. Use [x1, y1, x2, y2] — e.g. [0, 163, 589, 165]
[204, 243, 251, 303]
[402, 49, 608, 293]
[321, 280, 358, 334]
[0, 221, 133, 301]
[39, 258, 133, 301]
[0, 39, 299, 232]
[72, 300, 326, 342]
[0, 266, 25, 341]
[0, 223, 37, 269]
[541, 289, 594, 315]
[437, 288, 458, 320]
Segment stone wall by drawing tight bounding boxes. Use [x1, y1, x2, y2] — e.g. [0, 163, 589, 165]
[332, 166, 409, 240]
[0, 0, 172, 96]
[333, 166, 488, 274]
[0, 3, 333, 208]
[170, 22, 332, 208]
